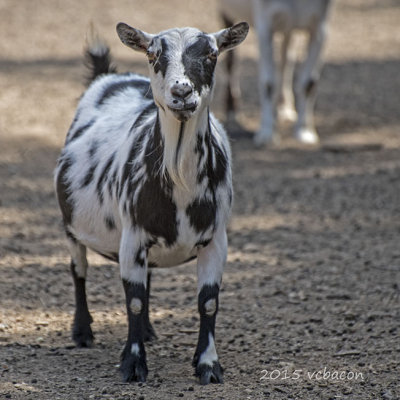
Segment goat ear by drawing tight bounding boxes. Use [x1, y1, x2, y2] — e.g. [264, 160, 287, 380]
[213, 22, 249, 53]
[116, 22, 153, 53]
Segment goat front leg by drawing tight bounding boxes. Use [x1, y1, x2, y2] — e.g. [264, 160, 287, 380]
[193, 227, 227, 384]
[119, 228, 149, 382]
[294, 22, 327, 144]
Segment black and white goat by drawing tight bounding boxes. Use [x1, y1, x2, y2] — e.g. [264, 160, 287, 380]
[54, 21, 248, 384]
[219, 0, 333, 145]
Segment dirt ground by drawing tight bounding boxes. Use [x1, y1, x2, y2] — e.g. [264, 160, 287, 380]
[1, 0, 400, 399]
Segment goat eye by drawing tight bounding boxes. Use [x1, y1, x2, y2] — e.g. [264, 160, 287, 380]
[147, 51, 157, 63]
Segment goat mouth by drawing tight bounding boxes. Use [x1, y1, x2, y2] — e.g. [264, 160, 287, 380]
[168, 103, 197, 121]
[168, 103, 197, 113]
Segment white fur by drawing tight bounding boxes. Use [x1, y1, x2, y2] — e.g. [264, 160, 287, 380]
[131, 343, 140, 355]
[199, 333, 218, 366]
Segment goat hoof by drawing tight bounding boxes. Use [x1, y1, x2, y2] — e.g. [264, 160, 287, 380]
[295, 128, 319, 144]
[72, 320, 94, 347]
[120, 349, 148, 383]
[253, 131, 279, 148]
[278, 106, 297, 123]
[195, 361, 224, 385]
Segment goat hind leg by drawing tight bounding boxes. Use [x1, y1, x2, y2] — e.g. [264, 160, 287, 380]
[277, 31, 297, 123]
[69, 240, 94, 347]
[143, 269, 157, 342]
[294, 23, 327, 144]
[253, 10, 277, 146]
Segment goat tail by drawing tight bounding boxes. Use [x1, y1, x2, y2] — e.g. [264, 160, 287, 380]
[84, 22, 117, 86]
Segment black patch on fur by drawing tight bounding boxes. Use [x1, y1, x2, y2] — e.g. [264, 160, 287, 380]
[195, 134, 207, 183]
[88, 140, 99, 158]
[104, 215, 116, 230]
[135, 248, 146, 268]
[152, 38, 169, 77]
[56, 155, 74, 226]
[97, 78, 153, 106]
[97, 153, 115, 204]
[210, 135, 228, 189]
[135, 177, 177, 246]
[133, 115, 178, 246]
[182, 35, 217, 94]
[108, 169, 117, 198]
[195, 133, 205, 159]
[67, 119, 95, 144]
[81, 164, 96, 188]
[175, 122, 185, 169]
[186, 198, 216, 234]
[198, 119, 227, 190]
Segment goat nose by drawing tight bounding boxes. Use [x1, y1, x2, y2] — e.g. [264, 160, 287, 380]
[171, 83, 193, 100]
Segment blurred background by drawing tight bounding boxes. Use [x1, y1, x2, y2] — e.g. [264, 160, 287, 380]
[1, 1, 400, 399]
[1, 0, 399, 144]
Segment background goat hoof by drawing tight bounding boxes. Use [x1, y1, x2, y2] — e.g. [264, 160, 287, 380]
[295, 127, 319, 144]
[120, 350, 148, 383]
[253, 131, 280, 148]
[195, 361, 224, 385]
[278, 105, 297, 123]
[72, 320, 94, 347]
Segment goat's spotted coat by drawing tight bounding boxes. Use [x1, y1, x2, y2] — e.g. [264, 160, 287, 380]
[54, 22, 248, 384]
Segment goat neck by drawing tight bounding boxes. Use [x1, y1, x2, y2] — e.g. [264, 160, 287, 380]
[158, 104, 209, 191]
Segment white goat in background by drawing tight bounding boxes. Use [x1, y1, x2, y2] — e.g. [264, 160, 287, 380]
[219, 0, 333, 145]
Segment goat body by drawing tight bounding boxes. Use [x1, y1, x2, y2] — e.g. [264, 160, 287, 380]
[54, 22, 248, 384]
[220, 0, 333, 144]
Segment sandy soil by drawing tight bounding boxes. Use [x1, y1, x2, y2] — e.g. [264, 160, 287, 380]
[1, 0, 400, 399]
